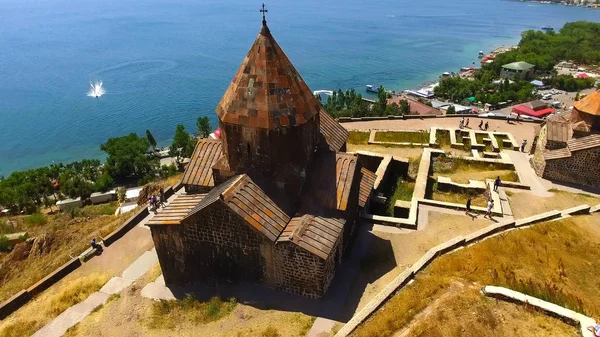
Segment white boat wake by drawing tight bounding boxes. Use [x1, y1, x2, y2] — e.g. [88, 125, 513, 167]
[87, 81, 105, 98]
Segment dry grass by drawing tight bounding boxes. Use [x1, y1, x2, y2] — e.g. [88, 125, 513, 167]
[348, 131, 370, 145]
[46, 274, 109, 316]
[374, 131, 430, 144]
[0, 203, 131, 303]
[148, 295, 237, 329]
[351, 215, 600, 337]
[407, 287, 578, 337]
[432, 191, 488, 208]
[346, 144, 425, 160]
[509, 190, 600, 218]
[432, 156, 518, 184]
[0, 273, 108, 337]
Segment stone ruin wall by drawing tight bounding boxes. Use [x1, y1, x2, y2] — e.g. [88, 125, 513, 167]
[150, 201, 339, 298]
[531, 125, 548, 176]
[543, 147, 600, 189]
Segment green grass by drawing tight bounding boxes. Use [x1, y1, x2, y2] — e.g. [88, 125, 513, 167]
[348, 131, 370, 145]
[494, 135, 508, 151]
[148, 295, 237, 329]
[24, 213, 47, 226]
[374, 131, 430, 144]
[386, 178, 415, 216]
[435, 130, 451, 148]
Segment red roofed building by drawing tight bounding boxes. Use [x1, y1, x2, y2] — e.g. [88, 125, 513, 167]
[386, 96, 443, 116]
[512, 100, 554, 118]
[148, 15, 376, 298]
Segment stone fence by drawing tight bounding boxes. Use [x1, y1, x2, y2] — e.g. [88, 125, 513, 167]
[337, 114, 543, 124]
[335, 203, 600, 337]
[482, 286, 597, 337]
[0, 184, 181, 320]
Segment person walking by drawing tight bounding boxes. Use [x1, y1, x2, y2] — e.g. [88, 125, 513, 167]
[459, 119, 464, 129]
[494, 176, 501, 192]
[159, 187, 166, 207]
[465, 118, 470, 128]
[465, 197, 472, 215]
[484, 121, 489, 131]
[484, 199, 494, 219]
[521, 139, 527, 152]
[478, 120, 483, 130]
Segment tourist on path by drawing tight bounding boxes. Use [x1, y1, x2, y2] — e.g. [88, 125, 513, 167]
[465, 118, 470, 128]
[484, 121, 489, 131]
[521, 139, 527, 152]
[478, 120, 483, 130]
[159, 187, 166, 207]
[494, 176, 501, 192]
[459, 119, 464, 129]
[484, 199, 494, 219]
[91, 238, 103, 252]
[587, 323, 600, 337]
[465, 197, 472, 215]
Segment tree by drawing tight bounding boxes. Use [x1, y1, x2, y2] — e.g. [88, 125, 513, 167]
[447, 105, 456, 114]
[100, 133, 157, 180]
[196, 117, 212, 138]
[95, 173, 114, 193]
[170, 124, 196, 165]
[376, 86, 389, 116]
[399, 100, 411, 115]
[146, 130, 157, 150]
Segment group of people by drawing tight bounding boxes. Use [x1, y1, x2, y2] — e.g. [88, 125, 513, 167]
[459, 117, 490, 131]
[465, 176, 503, 219]
[148, 188, 166, 213]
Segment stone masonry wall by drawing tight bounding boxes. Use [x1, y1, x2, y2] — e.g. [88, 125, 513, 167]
[154, 200, 334, 298]
[543, 147, 600, 188]
[531, 125, 548, 176]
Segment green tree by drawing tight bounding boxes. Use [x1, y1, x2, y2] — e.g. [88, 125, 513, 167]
[376, 86, 389, 116]
[95, 173, 114, 193]
[447, 105, 456, 114]
[399, 100, 411, 115]
[100, 133, 157, 180]
[146, 129, 157, 150]
[170, 124, 196, 165]
[196, 117, 212, 138]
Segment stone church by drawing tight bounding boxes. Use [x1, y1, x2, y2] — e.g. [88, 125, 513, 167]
[531, 90, 600, 188]
[148, 16, 376, 298]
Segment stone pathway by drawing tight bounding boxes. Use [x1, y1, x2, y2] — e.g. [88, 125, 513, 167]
[506, 150, 553, 197]
[28, 189, 185, 337]
[31, 248, 158, 337]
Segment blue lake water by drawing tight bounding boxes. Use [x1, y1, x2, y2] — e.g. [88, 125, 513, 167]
[0, 0, 599, 175]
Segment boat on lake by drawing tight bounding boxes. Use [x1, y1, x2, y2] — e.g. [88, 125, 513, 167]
[541, 25, 553, 31]
[366, 84, 379, 93]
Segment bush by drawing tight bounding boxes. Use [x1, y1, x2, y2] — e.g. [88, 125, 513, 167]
[94, 173, 114, 193]
[99, 205, 116, 216]
[0, 235, 11, 251]
[24, 213, 47, 226]
[261, 327, 281, 337]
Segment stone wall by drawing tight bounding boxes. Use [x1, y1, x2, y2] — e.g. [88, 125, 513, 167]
[543, 147, 600, 188]
[531, 124, 548, 176]
[150, 200, 338, 298]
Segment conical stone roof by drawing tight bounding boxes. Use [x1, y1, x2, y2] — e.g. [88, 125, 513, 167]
[574, 90, 600, 116]
[216, 21, 321, 130]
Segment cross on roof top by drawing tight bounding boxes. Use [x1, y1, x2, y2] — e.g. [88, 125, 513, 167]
[260, 3, 268, 24]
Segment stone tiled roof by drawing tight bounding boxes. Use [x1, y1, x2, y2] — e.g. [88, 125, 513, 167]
[358, 168, 377, 207]
[221, 173, 293, 242]
[301, 151, 358, 212]
[319, 110, 349, 151]
[181, 139, 222, 188]
[279, 214, 345, 260]
[216, 22, 321, 130]
[543, 148, 571, 160]
[185, 175, 243, 217]
[566, 133, 600, 152]
[543, 134, 600, 161]
[147, 193, 207, 226]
